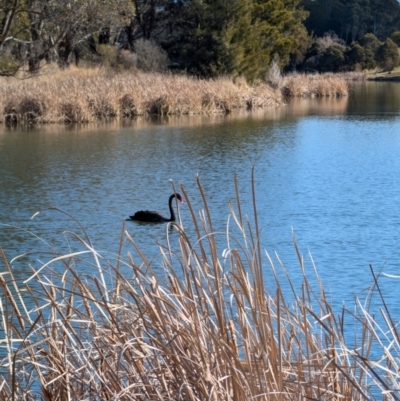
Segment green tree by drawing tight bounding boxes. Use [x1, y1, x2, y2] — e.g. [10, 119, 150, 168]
[346, 0, 370, 42]
[345, 42, 366, 70]
[376, 37, 399, 71]
[301, 0, 351, 41]
[286, 25, 312, 71]
[164, 0, 307, 81]
[317, 43, 345, 72]
[301, 0, 400, 44]
[360, 32, 381, 69]
[162, 0, 234, 77]
[368, 0, 400, 40]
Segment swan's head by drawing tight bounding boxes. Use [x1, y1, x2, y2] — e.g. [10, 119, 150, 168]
[176, 193, 183, 202]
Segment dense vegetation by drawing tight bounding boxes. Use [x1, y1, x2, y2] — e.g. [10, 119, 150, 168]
[1, 0, 399, 79]
[302, 0, 400, 43]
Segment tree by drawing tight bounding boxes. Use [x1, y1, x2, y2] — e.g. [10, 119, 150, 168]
[0, 0, 25, 76]
[345, 42, 366, 70]
[360, 32, 381, 69]
[131, 0, 169, 40]
[368, 0, 400, 40]
[376, 38, 399, 71]
[318, 43, 345, 72]
[242, 0, 307, 79]
[163, 0, 307, 81]
[345, 0, 370, 43]
[0, 0, 20, 50]
[301, 0, 400, 44]
[286, 25, 312, 71]
[162, 0, 235, 77]
[301, 0, 350, 41]
[0, 0, 135, 74]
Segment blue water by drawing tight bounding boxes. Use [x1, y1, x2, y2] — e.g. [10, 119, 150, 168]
[1, 82, 400, 312]
[2, 81, 400, 398]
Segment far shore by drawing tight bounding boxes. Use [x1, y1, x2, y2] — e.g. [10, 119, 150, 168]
[367, 71, 400, 81]
[0, 66, 354, 125]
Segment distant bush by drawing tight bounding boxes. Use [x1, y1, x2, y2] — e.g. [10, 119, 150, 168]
[98, 44, 119, 68]
[117, 49, 137, 70]
[134, 39, 169, 73]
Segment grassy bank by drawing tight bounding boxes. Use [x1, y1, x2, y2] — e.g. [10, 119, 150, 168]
[0, 175, 397, 400]
[0, 66, 348, 124]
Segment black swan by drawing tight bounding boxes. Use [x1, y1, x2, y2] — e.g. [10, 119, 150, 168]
[129, 193, 183, 223]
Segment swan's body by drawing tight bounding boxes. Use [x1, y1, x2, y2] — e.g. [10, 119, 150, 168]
[129, 193, 183, 223]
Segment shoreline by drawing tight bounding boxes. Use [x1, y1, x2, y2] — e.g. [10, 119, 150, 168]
[0, 67, 349, 125]
[367, 73, 400, 81]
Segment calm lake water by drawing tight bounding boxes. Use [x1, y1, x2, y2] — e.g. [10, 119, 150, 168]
[1, 82, 400, 315]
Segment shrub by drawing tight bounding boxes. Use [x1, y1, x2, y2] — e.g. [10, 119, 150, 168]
[117, 49, 137, 70]
[0, 48, 21, 76]
[390, 30, 400, 47]
[134, 39, 170, 72]
[97, 44, 119, 68]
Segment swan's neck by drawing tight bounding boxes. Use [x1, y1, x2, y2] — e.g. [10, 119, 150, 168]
[168, 194, 176, 222]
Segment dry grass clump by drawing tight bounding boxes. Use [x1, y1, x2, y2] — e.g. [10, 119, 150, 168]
[0, 68, 282, 124]
[282, 73, 348, 97]
[0, 174, 397, 400]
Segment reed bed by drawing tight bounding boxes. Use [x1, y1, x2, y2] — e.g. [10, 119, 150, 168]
[0, 66, 349, 124]
[0, 174, 398, 400]
[0, 68, 281, 124]
[282, 73, 349, 97]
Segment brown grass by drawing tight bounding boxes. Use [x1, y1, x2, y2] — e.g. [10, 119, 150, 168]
[0, 66, 281, 124]
[282, 73, 349, 98]
[0, 66, 349, 124]
[0, 173, 396, 400]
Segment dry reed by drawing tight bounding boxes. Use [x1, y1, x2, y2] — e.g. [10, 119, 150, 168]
[0, 67, 280, 124]
[282, 73, 349, 98]
[0, 66, 349, 124]
[0, 173, 396, 400]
